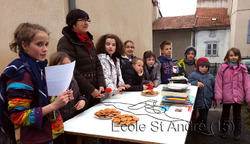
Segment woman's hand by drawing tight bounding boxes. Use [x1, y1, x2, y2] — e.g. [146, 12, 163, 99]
[74, 100, 86, 110]
[143, 85, 148, 90]
[91, 88, 104, 98]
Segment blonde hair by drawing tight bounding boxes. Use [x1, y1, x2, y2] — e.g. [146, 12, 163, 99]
[132, 57, 143, 65]
[9, 23, 49, 53]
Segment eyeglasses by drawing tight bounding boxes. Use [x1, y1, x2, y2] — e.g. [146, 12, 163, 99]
[77, 19, 91, 23]
[126, 46, 135, 49]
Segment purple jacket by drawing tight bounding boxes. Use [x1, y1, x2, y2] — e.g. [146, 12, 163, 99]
[215, 62, 250, 105]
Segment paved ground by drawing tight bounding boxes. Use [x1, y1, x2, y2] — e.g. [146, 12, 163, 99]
[185, 104, 250, 144]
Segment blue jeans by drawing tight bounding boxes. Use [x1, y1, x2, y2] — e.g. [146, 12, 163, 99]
[220, 103, 242, 136]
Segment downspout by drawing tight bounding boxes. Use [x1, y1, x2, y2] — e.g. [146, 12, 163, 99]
[69, 0, 76, 10]
[192, 15, 199, 47]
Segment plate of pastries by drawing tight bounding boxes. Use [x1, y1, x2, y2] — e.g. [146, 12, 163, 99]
[112, 114, 139, 126]
[94, 108, 121, 120]
[141, 90, 159, 96]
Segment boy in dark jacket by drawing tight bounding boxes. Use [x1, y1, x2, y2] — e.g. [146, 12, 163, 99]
[188, 57, 217, 135]
[158, 41, 174, 84]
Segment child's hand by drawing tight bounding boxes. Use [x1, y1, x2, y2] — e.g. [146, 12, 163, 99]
[53, 91, 72, 110]
[74, 100, 86, 110]
[138, 70, 143, 76]
[143, 85, 148, 90]
[213, 101, 217, 109]
[116, 87, 125, 94]
[122, 84, 131, 89]
[67, 89, 74, 100]
[154, 82, 158, 87]
[197, 82, 204, 89]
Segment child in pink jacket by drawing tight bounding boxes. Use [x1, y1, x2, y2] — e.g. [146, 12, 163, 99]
[215, 48, 250, 141]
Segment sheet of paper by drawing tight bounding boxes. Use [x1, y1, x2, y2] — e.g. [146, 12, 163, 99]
[45, 61, 75, 96]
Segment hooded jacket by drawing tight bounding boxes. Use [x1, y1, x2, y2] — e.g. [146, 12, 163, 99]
[143, 60, 161, 86]
[157, 56, 173, 84]
[57, 26, 105, 108]
[215, 62, 250, 105]
[188, 70, 215, 109]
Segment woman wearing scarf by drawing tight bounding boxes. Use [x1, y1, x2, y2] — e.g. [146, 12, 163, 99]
[57, 9, 105, 108]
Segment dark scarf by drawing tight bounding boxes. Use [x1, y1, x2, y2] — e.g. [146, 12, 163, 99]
[19, 52, 48, 106]
[71, 28, 92, 53]
[184, 59, 195, 66]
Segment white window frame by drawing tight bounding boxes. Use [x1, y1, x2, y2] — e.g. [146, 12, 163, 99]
[205, 42, 218, 57]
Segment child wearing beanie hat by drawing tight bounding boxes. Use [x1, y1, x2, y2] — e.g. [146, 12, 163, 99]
[177, 46, 197, 78]
[188, 57, 216, 135]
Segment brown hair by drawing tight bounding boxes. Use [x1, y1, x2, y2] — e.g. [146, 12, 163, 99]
[160, 40, 172, 50]
[49, 52, 71, 66]
[132, 57, 143, 65]
[9, 23, 50, 53]
[143, 51, 156, 64]
[96, 34, 123, 58]
[224, 47, 242, 63]
[124, 40, 134, 46]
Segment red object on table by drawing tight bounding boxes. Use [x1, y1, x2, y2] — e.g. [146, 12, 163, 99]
[105, 88, 112, 93]
[146, 83, 153, 90]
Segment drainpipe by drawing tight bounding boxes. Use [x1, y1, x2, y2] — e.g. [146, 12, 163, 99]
[69, 0, 76, 10]
[192, 15, 199, 47]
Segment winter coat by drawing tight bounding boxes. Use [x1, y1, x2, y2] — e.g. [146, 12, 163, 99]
[121, 62, 143, 91]
[188, 70, 215, 109]
[59, 79, 87, 122]
[157, 56, 173, 84]
[214, 62, 250, 105]
[120, 55, 136, 72]
[177, 58, 197, 77]
[57, 26, 105, 108]
[98, 54, 124, 96]
[143, 60, 161, 86]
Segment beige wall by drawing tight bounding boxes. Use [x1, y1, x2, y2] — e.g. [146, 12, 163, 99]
[229, 0, 250, 56]
[153, 30, 193, 60]
[76, 0, 152, 59]
[0, 0, 152, 73]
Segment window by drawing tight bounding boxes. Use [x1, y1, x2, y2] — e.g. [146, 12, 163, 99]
[209, 30, 216, 37]
[247, 20, 250, 43]
[206, 42, 218, 57]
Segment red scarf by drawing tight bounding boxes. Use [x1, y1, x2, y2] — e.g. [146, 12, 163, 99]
[71, 29, 92, 53]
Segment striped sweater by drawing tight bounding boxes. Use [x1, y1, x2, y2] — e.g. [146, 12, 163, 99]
[2, 58, 64, 144]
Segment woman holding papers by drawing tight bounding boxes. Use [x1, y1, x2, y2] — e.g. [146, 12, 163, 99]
[0, 23, 73, 144]
[57, 9, 105, 108]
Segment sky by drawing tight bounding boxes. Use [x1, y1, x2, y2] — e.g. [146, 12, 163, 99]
[159, 0, 197, 17]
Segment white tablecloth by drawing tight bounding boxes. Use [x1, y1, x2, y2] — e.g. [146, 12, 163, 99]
[64, 85, 198, 144]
